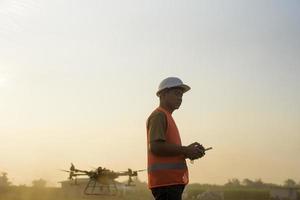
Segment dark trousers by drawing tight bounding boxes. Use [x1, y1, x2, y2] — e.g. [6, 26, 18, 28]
[151, 184, 185, 200]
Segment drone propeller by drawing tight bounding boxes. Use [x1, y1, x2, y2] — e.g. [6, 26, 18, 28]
[60, 169, 71, 173]
[136, 169, 146, 172]
[59, 169, 73, 179]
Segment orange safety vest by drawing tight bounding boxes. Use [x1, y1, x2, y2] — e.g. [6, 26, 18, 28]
[147, 107, 189, 188]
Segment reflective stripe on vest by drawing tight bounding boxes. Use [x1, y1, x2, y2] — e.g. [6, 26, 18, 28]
[148, 162, 187, 173]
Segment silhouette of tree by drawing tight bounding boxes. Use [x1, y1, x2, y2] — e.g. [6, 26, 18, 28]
[242, 178, 254, 187]
[284, 179, 296, 187]
[32, 178, 47, 188]
[225, 178, 241, 187]
[0, 172, 11, 187]
[253, 179, 264, 188]
[241, 178, 267, 188]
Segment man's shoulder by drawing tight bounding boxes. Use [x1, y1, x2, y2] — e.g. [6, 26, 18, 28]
[148, 109, 166, 120]
[147, 109, 167, 128]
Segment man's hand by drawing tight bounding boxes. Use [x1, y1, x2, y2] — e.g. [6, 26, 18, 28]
[150, 140, 206, 159]
[183, 142, 205, 160]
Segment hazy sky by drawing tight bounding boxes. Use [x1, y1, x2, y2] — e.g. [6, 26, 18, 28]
[0, 0, 299, 186]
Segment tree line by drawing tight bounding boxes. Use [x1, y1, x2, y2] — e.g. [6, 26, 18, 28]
[224, 178, 300, 188]
[1, 172, 300, 189]
[0, 172, 46, 188]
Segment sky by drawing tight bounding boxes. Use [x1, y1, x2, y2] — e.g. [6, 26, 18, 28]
[0, 0, 299, 187]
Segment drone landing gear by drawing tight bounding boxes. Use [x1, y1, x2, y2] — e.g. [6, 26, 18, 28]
[84, 179, 118, 196]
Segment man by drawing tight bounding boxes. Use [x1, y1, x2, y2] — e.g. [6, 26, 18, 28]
[146, 77, 205, 200]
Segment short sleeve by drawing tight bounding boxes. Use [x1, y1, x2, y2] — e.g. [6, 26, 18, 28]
[148, 111, 167, 142]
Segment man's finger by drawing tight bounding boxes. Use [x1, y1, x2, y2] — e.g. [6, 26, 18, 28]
[192, 142, 200, 147]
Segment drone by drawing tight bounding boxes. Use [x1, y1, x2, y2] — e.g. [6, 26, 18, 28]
[61, 163, 145, 195]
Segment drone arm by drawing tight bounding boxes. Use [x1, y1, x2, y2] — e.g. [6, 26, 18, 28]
[73, 173, 87, 176]
[74, 169, 89, 173]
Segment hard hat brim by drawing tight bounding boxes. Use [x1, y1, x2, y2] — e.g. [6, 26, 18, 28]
[156, 84, 191, 97]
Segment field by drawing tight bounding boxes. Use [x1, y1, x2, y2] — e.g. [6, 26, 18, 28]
[1, 184, 299, 200]
[0, 185, 153, 200]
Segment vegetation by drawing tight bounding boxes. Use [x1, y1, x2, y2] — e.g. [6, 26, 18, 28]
[1, 174, 300, 200]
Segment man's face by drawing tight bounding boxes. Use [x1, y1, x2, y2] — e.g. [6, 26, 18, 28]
[164, 87, 184, 110]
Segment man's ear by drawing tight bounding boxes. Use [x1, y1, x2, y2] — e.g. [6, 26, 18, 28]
[159, 90, 168, 100]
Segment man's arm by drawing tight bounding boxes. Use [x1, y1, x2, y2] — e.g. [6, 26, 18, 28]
[150, 140, 186, 156]
[148, 111, 205, 160]
[150, 140, 205, 160]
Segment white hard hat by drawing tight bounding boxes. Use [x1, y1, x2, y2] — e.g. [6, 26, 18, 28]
[156, 77, 191, 97]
